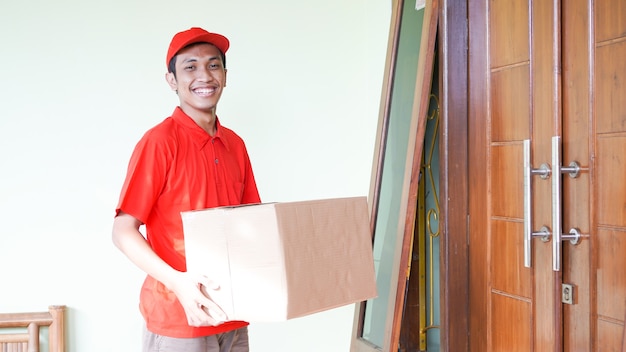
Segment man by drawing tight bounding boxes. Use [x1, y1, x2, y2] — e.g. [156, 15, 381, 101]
[112, 27, 260, 352]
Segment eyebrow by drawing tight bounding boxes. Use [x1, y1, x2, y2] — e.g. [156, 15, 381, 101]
[181, 56, 221, 64]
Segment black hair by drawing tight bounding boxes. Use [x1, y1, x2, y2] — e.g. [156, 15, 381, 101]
[167, 42, 227, 78]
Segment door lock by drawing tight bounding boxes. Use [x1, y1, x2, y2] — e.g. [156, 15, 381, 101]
[562, 283, 574, 305]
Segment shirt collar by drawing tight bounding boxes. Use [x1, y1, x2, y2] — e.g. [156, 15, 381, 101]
[171, 107, 231, 151]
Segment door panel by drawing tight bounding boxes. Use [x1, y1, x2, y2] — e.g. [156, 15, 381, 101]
[468, 0, 626, 350]
[491, 219, 529, 296]
[561, 0, 591, 349]
[595, 0, 626, 41]
[491, 68, 531, 142]
[489, 0, 529, 68]
[494, 0, 558, 350]
[593, 0, 626, 349]
[492, 293, 531, 352]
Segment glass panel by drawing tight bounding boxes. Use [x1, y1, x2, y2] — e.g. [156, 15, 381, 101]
[360, 3, 425, 348]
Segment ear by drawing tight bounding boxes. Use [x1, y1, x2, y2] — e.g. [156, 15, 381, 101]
[223, 68, 227, 88]
[165, 72, 178, 91]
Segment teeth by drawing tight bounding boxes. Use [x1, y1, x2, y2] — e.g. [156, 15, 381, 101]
[194, 88, 214, 95]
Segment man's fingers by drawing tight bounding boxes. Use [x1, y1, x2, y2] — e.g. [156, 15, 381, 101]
[187, 302, 226, 326]
[206, 280, 220, 290]
[200, 300, 227, 322]
[199, 276, 220, 290]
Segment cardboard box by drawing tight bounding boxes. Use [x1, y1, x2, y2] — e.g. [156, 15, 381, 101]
[182, 196, 377, 322]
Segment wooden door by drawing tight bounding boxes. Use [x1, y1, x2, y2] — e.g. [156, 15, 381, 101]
[468, 0, 626, 351]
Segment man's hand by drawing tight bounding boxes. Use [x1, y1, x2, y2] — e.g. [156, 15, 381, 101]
[170, 272, 228, 327]
[112, 213, 227, 326]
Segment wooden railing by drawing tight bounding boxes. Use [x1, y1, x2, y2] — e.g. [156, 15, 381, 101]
[0, 305, 65, 352]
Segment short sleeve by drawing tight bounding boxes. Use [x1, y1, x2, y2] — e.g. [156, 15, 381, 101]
[115, 129, 172, 223]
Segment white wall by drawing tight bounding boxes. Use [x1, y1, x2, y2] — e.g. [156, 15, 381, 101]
[0, 1, 390, 351]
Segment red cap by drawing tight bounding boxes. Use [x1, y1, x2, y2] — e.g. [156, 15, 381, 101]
[166, 27, 230, 68]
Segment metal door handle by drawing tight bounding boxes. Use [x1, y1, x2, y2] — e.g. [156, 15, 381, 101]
[523, 139, 551, 268]
[551, 136, 585, 271]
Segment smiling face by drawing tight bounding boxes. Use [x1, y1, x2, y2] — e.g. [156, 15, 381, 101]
[166, 43, 227, 126]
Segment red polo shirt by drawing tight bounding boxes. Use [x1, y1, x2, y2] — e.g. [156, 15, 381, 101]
[115, 107, 261, 338]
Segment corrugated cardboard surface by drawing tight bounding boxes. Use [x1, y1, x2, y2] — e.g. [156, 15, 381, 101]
[182, 196, 377, 322]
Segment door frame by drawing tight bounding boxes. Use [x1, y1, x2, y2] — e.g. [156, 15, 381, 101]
[437, 0, 470, 350]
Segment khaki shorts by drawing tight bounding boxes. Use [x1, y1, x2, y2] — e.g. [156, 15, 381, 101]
[142, 326, 249, 352]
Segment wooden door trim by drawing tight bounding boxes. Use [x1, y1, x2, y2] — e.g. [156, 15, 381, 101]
[438, 0, 470, 350]
[466, 0, 489, 350]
